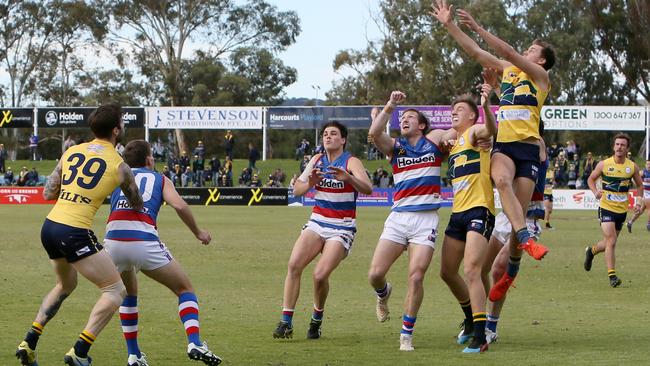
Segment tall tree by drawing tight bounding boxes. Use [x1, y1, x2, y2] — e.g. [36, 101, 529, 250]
[108, 0, 300, 154]
[0, 1, 55, 107]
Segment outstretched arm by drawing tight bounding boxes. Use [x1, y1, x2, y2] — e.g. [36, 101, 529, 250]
[43, 161, 62, 200]
[162, 176, 211, 245]
[431, 0, 506, 72]
[118, 162, 144, 212]
[457, 8, 549, 90]
[471, 78, 498, 142]
[369, 91, 402, 157]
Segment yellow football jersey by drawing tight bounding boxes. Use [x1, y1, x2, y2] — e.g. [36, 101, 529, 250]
[448, 129, 495, 214]
[497, 65, 549, 143]
[47, 139, 124, 229]
[599, 157, 635, 214]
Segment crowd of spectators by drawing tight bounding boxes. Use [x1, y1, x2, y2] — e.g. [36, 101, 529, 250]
[547, 140, 601, 189]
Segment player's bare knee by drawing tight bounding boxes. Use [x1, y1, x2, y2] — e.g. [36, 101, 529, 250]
[408, 270, 425, 288]
[312, 270, 329, 286]
[287, 260, 305, 277]
[493, 175, 511, 192]
[368, 268, 385, 287]
[100, 280, 127, 307]
[463, 264, 481, 282]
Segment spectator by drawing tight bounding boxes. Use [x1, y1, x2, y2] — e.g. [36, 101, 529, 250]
[582, 152, 597, 184]
[192, 154, 205, 187]
[547, 142, 561, 160]
[26, 167, 39, 186]
[209, 156, 221, 186]
[0, 143, 6, 173]
[173, 164, 182, 187]
[29, 134, 39, 160]
[4, 166, 14, 185]
[373, 167, 388, 187]
[288, 174, 299, 189]
[554, 152, 569, 187]
[167, 152, 179, 174]
[567, 153, 580, 189]
[248, 143, 260, 172]
[162, 165, 173, 181]
[565, 140, 577, 156]
[238, 168, 252, 186]
[218, 172, 229, 187]
[378, 170, 391, 188]
[202, 168, 213, 186]
[250, 173, 262, 187]
[266, 174, 281, 188]
[194, 140, 206, 159]
[223, 156, 233, 184]
[17, 166, 29, 186]
[152, 138, 165, 161]
[179, 151, 190, 171]
[272, 168, 286, 185]
[63, 135, 76, 152]
[224, 130, 235, 159]
[299, 154, 311, 173]
[182, 166, 193, 187]
[295, 138, 310, 160]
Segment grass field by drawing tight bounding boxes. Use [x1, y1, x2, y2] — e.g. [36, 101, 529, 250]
[1, 205, 650, 365]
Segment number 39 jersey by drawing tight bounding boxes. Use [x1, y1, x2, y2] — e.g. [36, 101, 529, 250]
[105, 168, 164, 242]
[47, 139, 124, 229]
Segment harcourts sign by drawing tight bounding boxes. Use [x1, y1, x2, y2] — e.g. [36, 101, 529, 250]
[148, 107, 263, 129]
[542, 106, 645, 131]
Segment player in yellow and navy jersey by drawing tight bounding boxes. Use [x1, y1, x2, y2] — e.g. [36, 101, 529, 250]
[433, 0, 554, 303]
[543, 163, 555, 229]
[439, 76, 497, 354]
[16, 103, 143, 366]
[584, 133, 644, 287]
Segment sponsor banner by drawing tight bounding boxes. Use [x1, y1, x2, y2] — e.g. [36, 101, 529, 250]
[148, 107, 262, 129]
[542, 106, 646, 131]
[0, 187, 54, 204]
[0, 108, 34, 128]
[177, 187, 287, 206]
[495, 189, 636, 210]
[389, 106, 499, 130]
[37, 107, 145, 128]
[267, 106, 374, 129]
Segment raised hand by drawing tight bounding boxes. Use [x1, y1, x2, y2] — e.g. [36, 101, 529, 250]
[481, 67, 500, 88]
[457, 9, 480, 31]
[430, 0, 454, 25]
[480, 83, 493, 106]
[388, 90, 407, 106]
[308, 166, 324, 187]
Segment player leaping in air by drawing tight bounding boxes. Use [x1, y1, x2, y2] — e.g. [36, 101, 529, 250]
[432, 0, 555, 302]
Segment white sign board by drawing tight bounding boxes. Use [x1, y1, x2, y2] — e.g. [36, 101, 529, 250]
[147, 107, 263, 129]
[541, 106, 645, 131]
[495, 189, 633, 210]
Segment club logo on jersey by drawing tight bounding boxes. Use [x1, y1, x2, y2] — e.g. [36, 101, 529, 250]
[397, 148, 406, 156]
[318, 178, 344, 189]
[625, 167, 631, 174]
[470, 219, 484, 230]
[396, 155, 436, 169]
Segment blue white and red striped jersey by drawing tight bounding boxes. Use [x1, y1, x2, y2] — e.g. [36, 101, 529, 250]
[643, 169, 650, 192]
[309, 152, 358, 231]
[390, 136, 443, 212]
[105, 168, 164, 242]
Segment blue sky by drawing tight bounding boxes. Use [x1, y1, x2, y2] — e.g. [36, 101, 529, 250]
[269, 0, 382, 99]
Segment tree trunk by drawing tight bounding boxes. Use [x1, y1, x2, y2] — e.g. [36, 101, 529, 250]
[169, 98, 188, 156]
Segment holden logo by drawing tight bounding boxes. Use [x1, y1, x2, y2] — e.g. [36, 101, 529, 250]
[45, 111, 58, 126]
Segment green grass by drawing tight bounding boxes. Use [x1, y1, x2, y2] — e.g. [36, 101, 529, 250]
[1, 206, 650, 365]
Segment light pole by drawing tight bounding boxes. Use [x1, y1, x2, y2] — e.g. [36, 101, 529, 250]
[311, 85, 321, 146]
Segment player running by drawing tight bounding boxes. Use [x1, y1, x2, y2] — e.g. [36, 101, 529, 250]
[543, 162, 555, 229]
[626, 159, 650, 232]
[439, 81, 497, 353]
[432, 0, 554, 303]
[16, 103, 143, 366]
[103, 140, 221, 366]
[584, 134, 645, 287]
[273, 121, 372, 340]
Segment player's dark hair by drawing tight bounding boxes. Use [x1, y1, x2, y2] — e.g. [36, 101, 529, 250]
[451, 94, 479, 124]
[123, 140, 151, 168]
[533, 39, 555, 71]
[89, 103, 122, 139]
[613, 132, 631, 147]
[402, 108, 431, 135]
[321, 120, 348, 148]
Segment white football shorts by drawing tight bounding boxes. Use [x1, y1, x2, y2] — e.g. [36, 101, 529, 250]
[104, 239, 173, 272]
[303, 220, 356, 252]
[492, 212, 542, 246]
[380, 210, 439, 248]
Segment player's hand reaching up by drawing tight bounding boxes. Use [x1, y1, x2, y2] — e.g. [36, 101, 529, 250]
[196, 229, 212, 245]
[388, 91, 406, 107]
[457, 9, 480, 31]
[325, 166, 352, 182]
[480, 83, 493, 107]
[431, 0, 454, 25]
